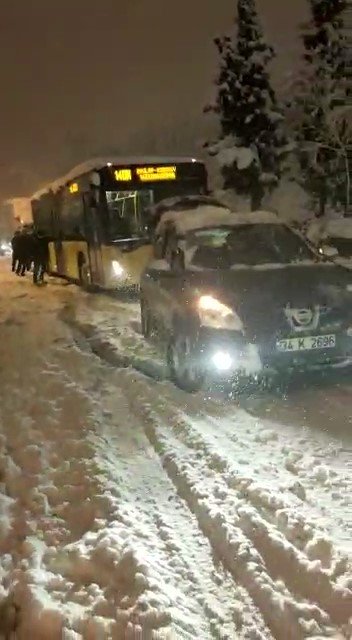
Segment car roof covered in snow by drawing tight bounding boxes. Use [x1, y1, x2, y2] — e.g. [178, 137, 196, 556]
[31, 155, 202, 200]
[150, 194, 227, 216]
[306, 218, 352, 243]
[156, 207, 281, 236]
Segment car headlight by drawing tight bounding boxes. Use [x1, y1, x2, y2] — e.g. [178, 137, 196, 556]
[211, 350, 234, 371]
[197, 295, 243, 331]
[112, 260, 125, 277]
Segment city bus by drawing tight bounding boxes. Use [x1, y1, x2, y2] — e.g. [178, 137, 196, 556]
[30, 156, 208, 288]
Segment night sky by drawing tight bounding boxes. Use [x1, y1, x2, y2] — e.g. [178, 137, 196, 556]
[0, 0, 307, 201]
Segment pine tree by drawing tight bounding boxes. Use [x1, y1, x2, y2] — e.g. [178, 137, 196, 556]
[289, 0, 349, 215]
[205, 0, 288, 210]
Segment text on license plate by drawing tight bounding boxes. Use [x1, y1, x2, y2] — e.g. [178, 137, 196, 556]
[276, 334, 336, 352]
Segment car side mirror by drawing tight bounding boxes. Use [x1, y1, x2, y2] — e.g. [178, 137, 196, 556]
[319, 244, 338, 258]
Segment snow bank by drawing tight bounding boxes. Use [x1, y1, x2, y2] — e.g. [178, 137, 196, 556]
[217, 145, 255, 170]
[0, 275, 174, 638]
[265, 179, 311, 223]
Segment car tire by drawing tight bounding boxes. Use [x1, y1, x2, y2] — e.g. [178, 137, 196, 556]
[168, 332, 204, 393]
[141, 298, 153, 339]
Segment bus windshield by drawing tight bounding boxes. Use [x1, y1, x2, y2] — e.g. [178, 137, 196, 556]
[106, 190, 153, 239]
[105, 182, 207, 241]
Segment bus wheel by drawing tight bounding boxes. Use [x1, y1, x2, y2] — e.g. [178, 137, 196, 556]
[77, 254, 90, 288]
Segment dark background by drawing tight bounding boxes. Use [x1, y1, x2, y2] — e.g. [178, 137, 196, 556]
[0, 0, 306, 200]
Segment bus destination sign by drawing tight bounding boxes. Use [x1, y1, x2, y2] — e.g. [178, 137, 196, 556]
[113, 165, 177, 183]
[114, 168, 132, 181]
[136, 166, 176, 182]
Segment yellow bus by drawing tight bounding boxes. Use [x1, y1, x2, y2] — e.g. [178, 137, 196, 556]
[31, 156, 208, 289]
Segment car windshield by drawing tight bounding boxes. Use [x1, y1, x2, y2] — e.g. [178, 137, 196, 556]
[187, 224, 314, 269]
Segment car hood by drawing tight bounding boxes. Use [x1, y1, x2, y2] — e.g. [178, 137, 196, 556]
[187, 263, 352, 340]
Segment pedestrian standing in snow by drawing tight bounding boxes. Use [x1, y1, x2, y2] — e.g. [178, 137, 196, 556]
[15, 229, 32, 276]
[32, 230, 49, 285]
[11, 230, 21, 272]
[25, 231, 35, 273]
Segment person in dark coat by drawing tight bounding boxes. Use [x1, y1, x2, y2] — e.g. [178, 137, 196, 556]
[15, 229, 33, 276]
[32, 230, 49, 284]
[25, 232, 35, 272]
[11, 230, 21, 272]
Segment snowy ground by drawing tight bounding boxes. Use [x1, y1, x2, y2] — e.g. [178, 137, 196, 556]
[0, 259, 351, 639]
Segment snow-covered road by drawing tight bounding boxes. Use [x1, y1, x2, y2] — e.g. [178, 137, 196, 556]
[0, 260, 351, 639]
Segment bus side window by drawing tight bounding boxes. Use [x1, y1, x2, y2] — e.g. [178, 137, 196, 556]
[61, 191, 85, 239]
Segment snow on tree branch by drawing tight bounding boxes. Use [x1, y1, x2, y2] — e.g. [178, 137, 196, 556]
[204, 0, 289, 210]
[288, 0, 349, 216]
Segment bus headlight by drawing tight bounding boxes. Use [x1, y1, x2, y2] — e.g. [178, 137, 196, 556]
[112, 260, 125, 277]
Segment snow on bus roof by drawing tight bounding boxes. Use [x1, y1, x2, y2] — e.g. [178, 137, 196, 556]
[31, 155, 201, 200]
[156, 207, 281, 235]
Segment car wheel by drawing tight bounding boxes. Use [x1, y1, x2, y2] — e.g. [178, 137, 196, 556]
[141, 298, 153, 339]
[168, 333, 204, 393]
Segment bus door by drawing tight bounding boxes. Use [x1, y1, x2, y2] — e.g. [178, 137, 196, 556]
[82, 193, 105, 286]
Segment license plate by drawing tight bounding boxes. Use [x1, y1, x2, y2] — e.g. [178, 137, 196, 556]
[276, 334, 336, 352]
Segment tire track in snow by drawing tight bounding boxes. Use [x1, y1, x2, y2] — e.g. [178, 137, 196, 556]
[57, 322, 271, 640]
[152, 385, 352, 559]
[63, 307, 275, 639]
[67, 303, 352, 638]
[114, 370, 352, 640]
[70, 305, 352, 560]
[86, 394, 239, 640]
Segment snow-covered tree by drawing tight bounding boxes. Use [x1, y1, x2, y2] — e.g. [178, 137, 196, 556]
[205, 0, 289, 210]
[289, 0, 350, 215]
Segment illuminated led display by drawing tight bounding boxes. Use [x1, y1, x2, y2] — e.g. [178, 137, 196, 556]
[114, 168, 132, 181]
[69, 182, 79, 194]
[136, 166, 176, 181]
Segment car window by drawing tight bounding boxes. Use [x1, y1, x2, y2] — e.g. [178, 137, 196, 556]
[186, 224, 315, 269]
